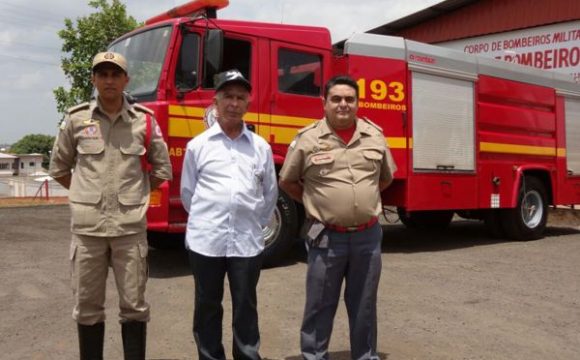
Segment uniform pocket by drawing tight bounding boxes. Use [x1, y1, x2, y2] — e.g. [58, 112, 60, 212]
[69, 241, 78, 292]
[137, 237, 149, 289]
[118, 192, 147, 206]
[306, 152, 335, 178]
[120, 144, 146, 156]
[76, 140, 105, 155]
[358, 149, 383, 172]
[76, 140, 105, 179]
[119, 144, 146, 179]
[363, 149, 383, 161]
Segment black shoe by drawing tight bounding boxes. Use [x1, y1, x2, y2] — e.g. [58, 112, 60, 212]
[77, 322, 104, 360]
[121, 321, 147, 360]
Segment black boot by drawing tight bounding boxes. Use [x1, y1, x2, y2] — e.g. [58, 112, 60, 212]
[77, 322, 104, 360]
[121, 321, 147, 360]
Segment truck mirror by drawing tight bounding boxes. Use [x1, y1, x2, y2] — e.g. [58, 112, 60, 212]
[203, 29, 224, 88]
[176, 29, 200, 92]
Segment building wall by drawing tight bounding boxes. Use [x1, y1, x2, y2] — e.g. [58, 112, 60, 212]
[16, 155, 44, 176]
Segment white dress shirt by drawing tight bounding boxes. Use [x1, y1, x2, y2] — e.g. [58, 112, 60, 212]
[180, 122, 278, 257]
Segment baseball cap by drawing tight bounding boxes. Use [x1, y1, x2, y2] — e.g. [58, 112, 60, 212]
[214, 69, 252, 92]
[92, 52, 128, 73]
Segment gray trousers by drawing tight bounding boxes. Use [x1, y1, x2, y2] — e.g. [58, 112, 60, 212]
[301, 222, 382, 360]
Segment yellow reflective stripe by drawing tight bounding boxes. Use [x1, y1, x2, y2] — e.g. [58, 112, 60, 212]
[165, 105, 411, 149]
[557, 148, 566, 157]
[271, 114, 316, 127]
[387, 137, 407, 149]
[480, 142, 560, 156]
[168, 118, 205, 138]
[168, 105, 204, 118]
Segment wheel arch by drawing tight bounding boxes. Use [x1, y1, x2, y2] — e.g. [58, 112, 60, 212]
[510, 166, 553, 207]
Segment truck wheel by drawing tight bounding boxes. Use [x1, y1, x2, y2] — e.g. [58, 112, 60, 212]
[397, 208, 454, 229]
[502, 176, 547, 240]
[262, 190, 299, 267]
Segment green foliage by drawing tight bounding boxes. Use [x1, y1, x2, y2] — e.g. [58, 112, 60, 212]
[53, 0, 139, 116]
[9, 134, 56, 168]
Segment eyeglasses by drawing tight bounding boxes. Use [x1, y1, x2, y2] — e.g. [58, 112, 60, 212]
[328, 95, 357, 104]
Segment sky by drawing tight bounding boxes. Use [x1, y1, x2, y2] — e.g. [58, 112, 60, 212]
[0, 0, 442, 145]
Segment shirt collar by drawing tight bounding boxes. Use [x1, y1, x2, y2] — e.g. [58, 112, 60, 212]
[91, 96, 134, 123]
[319, 117, 372, 137]
[208, 120, 253, 143]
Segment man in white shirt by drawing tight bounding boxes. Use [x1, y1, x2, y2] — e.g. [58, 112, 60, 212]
[180, 69, 278, 360]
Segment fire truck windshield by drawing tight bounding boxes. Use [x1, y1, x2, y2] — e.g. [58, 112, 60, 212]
[108, 25, 173, 100]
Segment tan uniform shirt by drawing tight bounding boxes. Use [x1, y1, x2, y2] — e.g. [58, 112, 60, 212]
[279, 118, 396, 227]
[49, 98, 172, 237]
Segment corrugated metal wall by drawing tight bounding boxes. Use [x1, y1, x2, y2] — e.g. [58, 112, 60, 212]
[391, 0, 580, 43]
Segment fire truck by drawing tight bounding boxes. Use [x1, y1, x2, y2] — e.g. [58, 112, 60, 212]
[107, 0, 580, 265]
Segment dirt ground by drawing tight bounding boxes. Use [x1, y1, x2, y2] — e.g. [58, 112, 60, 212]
[0, 205, 579, 360]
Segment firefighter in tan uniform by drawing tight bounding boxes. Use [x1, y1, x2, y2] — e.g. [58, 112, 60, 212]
[49, 52, 172, 360]
[279, 76, 396, 360]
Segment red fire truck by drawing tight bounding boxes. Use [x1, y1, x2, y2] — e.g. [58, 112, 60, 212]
[107, 0, 580, 265]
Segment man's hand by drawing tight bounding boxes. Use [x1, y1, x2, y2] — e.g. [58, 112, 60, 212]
[150, 176, 166, 190]
[53, 174, 71, 189]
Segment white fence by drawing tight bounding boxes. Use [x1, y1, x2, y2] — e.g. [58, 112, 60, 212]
[0, 176, 68, 198]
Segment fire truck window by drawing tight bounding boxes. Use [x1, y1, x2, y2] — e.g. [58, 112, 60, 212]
[278, 49, 321, 97]
[203, 38, 251, 88]
[175, 32, 200, 90]
[108, 25, 173, 101]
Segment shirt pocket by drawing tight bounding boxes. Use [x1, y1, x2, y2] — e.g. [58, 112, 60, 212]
[120, 144, 146, 179]
[75, 140, 105, 179]
[360, 149, 383, 172]
[305, 152, 335, 178]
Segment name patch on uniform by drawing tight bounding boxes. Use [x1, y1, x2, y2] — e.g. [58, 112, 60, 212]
[311, 153, 334, 165]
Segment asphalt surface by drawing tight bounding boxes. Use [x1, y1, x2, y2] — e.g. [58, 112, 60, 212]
[0, 205, 579, 359]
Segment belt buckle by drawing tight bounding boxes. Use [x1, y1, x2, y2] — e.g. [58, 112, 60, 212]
[345, 225, 359, 232]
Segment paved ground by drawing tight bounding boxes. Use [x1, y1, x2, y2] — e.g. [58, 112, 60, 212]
[0, 205, 579, 359]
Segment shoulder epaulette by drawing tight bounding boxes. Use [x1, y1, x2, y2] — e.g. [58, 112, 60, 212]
[66, 102, 90, 115]
[133, 103, 154, 115]
[297, 120, 321, 134]
[361, 117, 384, 133]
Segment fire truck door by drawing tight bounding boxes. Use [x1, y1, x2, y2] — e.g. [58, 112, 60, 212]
[268, 41, 325, 147]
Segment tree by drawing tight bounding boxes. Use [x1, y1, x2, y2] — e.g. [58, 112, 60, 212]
[53, 0, 139, 116]
[9, 134, 55, 168]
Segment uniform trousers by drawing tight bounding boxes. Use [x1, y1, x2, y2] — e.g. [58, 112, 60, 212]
[188, 250, 263, 360]
[301, 222, 382, 360]
[70, 232, 149, 325]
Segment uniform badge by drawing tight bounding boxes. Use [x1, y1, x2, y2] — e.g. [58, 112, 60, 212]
[82, 125, 101, 138]
[289, 139, 297, 149]
[58, 119, 67, 130]
[155, 124, 163, 137]
[83, 119, 99, 125]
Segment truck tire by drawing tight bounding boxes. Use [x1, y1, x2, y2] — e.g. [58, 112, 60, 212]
[502, 176, 548, 240]
[397, 208, 454, 229]
[262, 190, 299, 267]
